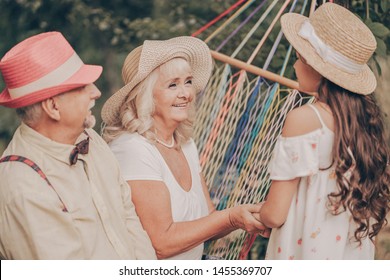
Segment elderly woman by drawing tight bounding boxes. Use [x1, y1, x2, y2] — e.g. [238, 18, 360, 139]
[101, 36, 268, 260]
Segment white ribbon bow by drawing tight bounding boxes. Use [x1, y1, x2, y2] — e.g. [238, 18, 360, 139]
[298, 20, 363, 74]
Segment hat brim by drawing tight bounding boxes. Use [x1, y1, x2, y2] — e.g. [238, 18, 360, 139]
[101, 36, 212, 125]
[101, 78, 139, 124]
[0, 64, 102, 108]
[281, 13, 376, 95]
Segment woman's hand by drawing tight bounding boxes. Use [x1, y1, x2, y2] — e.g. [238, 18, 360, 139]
[228, 204, 270, 235]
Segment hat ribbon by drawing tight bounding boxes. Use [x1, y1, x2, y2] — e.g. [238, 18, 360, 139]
[8, 52, 84, 99]
[298, 20, 363, 74]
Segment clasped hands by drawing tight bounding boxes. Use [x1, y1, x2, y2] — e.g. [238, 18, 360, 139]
[228, 202, 271, 238]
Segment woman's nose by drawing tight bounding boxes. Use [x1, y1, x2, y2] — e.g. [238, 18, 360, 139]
[179, 84, 194, 99]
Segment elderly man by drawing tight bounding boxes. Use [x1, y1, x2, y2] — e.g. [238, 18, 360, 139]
[0, 32, 156, 260]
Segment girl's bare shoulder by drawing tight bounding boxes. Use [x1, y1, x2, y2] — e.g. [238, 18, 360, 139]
[282, 104, 322, 137]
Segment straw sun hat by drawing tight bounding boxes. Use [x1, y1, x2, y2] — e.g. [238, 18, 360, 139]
[101, 36, 213, 125]
[281, 2, 377, 95]
[0, 32, 102, 108]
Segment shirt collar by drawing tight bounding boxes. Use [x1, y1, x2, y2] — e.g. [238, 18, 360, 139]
[19, 123, 90, 166]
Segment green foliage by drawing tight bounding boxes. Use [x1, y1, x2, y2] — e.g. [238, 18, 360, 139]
[361, 1, 389, 57]
[333, 0, 390, 74]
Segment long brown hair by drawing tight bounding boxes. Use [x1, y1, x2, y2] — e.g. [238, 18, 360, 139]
[317, 79, 390, 243]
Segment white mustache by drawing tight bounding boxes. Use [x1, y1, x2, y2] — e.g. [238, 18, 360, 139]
[88, 101, 95, 110]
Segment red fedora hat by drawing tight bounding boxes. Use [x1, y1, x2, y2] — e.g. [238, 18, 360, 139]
[0, 31, 102, 108]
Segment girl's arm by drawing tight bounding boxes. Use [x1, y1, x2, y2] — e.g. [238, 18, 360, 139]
[258, 178, 299, 228]
[259, 105, 324, 228]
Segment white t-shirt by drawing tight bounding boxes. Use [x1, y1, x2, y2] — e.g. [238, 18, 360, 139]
[109, 133, 209, 259]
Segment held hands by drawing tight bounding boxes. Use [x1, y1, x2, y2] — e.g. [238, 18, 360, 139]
[254, 202, 271, 238]
[228, 204, 271, 238]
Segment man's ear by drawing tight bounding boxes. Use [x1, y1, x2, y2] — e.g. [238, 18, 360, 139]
[41, 97, 61, 121]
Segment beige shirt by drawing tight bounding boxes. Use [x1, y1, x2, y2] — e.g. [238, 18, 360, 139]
[0, 123, 156, 260]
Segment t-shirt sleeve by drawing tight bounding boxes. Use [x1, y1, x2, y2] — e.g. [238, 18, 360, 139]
[268, 133, 320, 180]
[109, 134, 163, 181]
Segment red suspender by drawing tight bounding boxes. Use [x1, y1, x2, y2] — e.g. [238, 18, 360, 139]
[0, 155, 68, 212]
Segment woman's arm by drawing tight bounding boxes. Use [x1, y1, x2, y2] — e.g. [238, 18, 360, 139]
[199, 174, 269, 240]
[129, 179, 266, 259]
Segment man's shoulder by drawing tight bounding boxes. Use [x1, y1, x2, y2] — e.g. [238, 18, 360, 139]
[0, 155, 45, 199]
[0, 133, 41, 163]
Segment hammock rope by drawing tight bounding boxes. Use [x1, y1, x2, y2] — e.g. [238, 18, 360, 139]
[247, 0, 290, 63]
[216, 0, 272, 54]
[204, 0, 257, 43]
[191, 0, 247, 37]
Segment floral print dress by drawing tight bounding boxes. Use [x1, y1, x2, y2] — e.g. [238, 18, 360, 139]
[265, 105, 374, 260]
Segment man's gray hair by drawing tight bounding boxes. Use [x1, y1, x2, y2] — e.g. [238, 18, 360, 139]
[15, 102, 42, 127]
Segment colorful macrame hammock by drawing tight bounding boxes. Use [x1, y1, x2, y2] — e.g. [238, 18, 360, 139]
[192, 0, 331, 260]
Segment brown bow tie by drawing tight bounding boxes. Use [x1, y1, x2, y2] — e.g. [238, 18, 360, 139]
[69, 137, 89, 165]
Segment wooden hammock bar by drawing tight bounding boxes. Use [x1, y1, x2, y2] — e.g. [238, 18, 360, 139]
[210, 50, 300, 90]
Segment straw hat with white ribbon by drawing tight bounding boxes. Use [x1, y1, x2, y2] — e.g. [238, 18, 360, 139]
[101, 36, 212, 125]
[281, 2, 377, 95]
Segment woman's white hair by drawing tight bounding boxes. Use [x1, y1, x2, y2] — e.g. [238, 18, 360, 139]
[102, 57, 195, 146]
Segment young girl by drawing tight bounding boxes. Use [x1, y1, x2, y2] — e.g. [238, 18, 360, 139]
[258, 3, 390, 259]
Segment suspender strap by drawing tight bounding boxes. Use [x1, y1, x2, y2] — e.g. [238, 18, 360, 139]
[0, 155, 68, 212]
